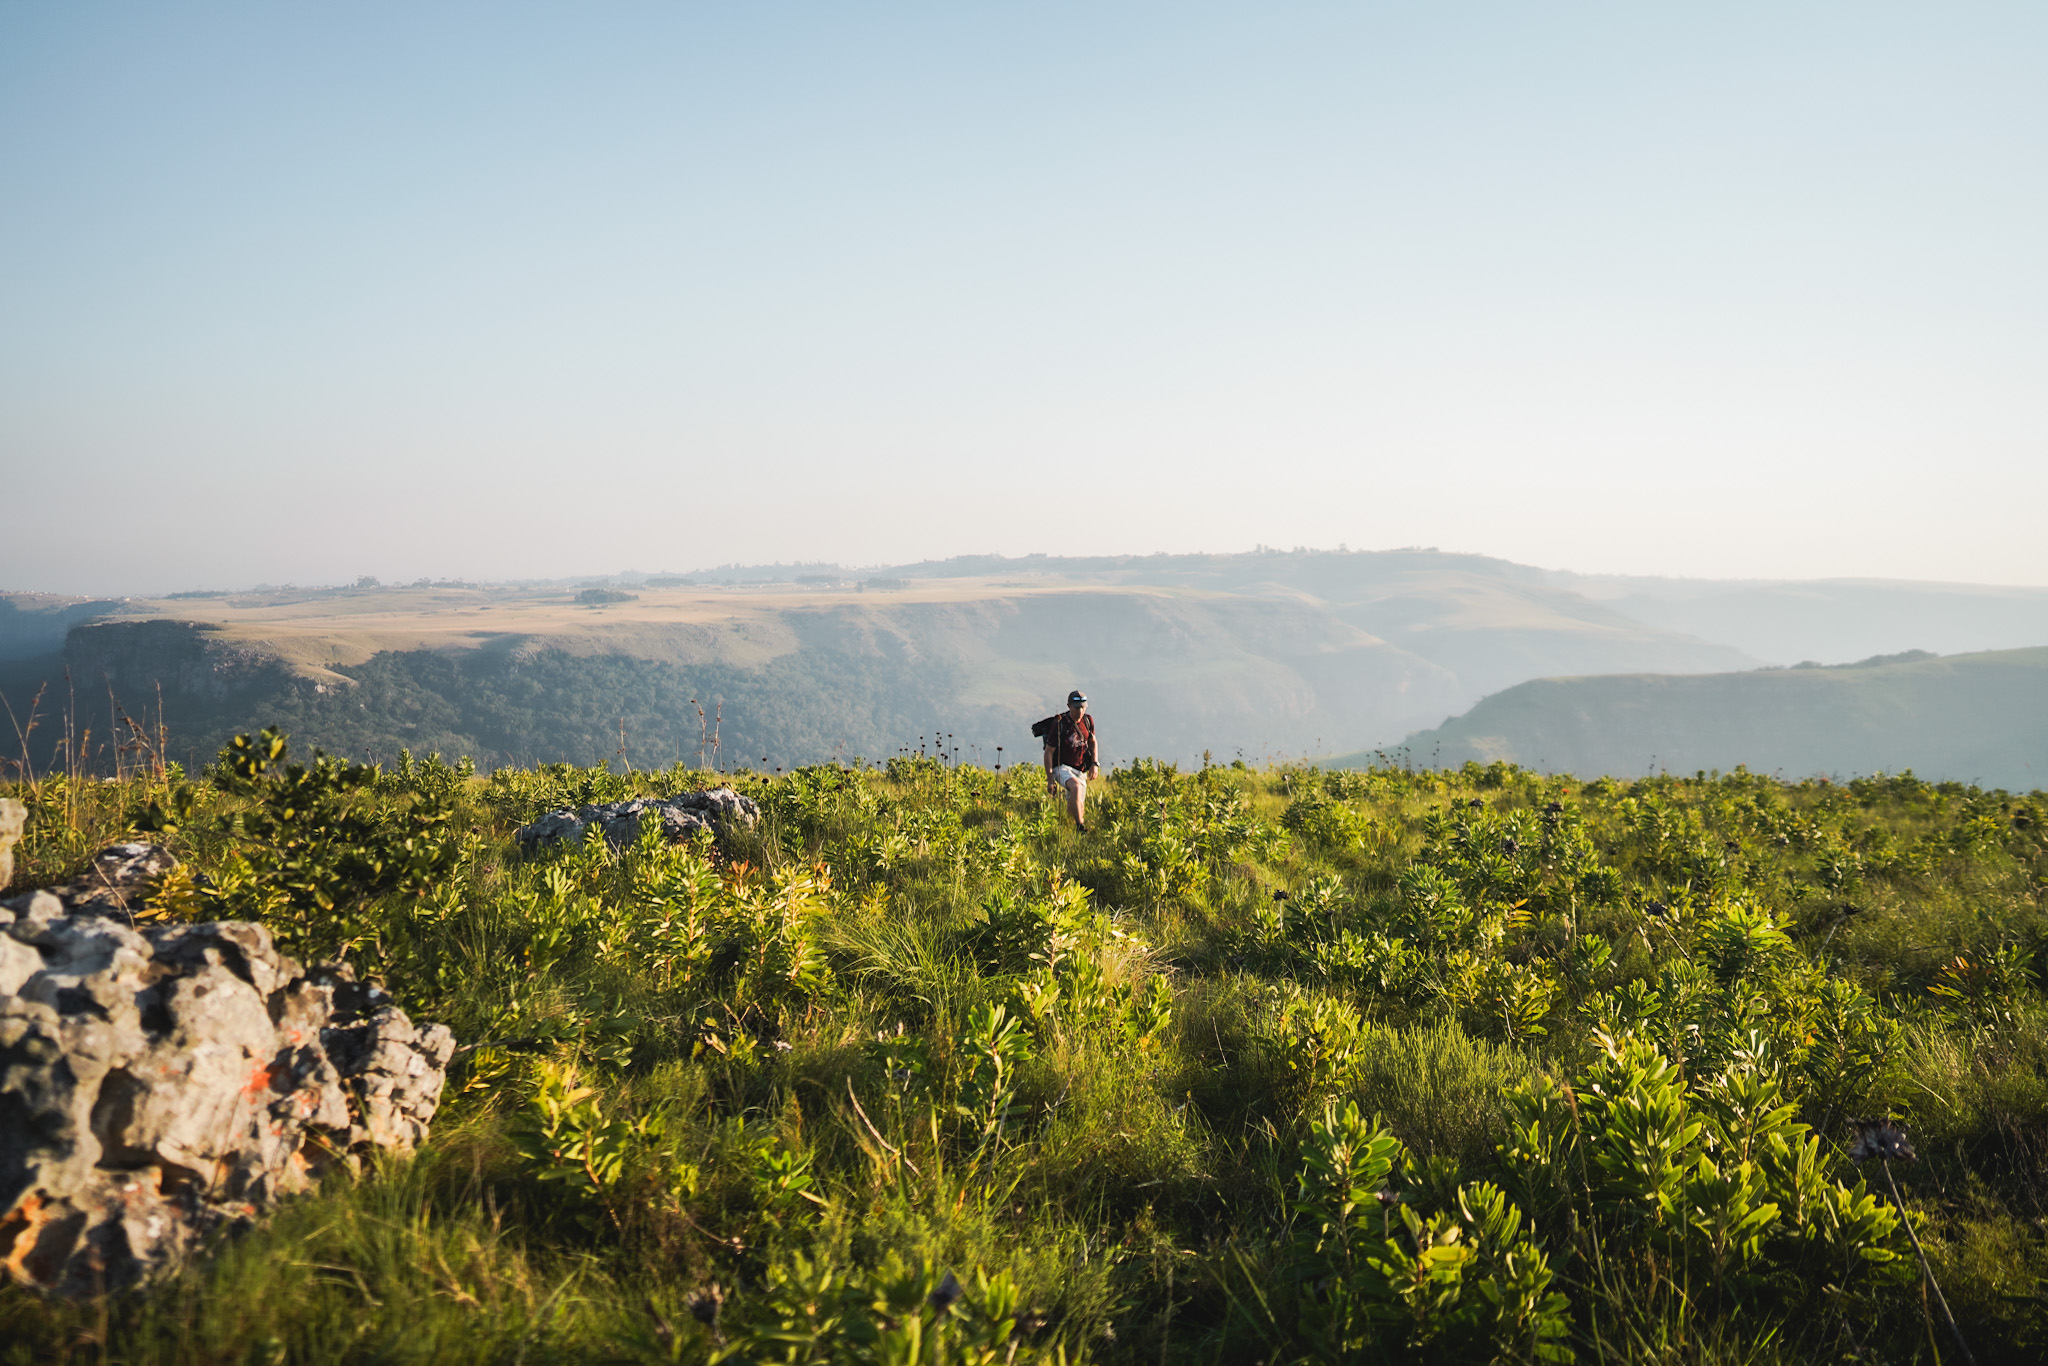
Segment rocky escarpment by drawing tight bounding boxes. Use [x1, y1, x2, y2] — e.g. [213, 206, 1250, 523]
[514, 787, 760, 852]
[0, 846, 455, 1298]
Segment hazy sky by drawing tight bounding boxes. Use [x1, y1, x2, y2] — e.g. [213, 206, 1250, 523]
[3, 2, 2044, 594]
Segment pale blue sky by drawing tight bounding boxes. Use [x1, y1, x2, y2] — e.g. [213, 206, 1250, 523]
[3, 2, 2043, 593]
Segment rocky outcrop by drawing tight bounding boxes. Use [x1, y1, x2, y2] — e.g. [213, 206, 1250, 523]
[27, 842, 179, 918]
[0, 798, 23, 892]
[0, 884, 455, 1297]
[513, 787, 761, 853]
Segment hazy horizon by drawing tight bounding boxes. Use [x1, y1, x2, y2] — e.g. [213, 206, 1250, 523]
[5, 3, 2045, 594]
[10, 544, 2048, 602]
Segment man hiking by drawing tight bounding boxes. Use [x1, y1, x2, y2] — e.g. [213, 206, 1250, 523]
[1040, 690, 1100, 831]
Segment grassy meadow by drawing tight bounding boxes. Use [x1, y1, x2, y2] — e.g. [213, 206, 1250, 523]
[3, 739, 2047, 1364]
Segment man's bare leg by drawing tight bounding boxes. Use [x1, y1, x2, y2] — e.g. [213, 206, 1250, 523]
[1066, 777, 1086, 828]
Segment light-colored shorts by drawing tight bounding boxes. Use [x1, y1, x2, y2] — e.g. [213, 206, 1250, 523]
[1050, 764, 1088, 789]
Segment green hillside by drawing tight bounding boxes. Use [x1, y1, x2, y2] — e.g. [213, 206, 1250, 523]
[1369, 647, 2048, 790]
[7, 747, 2048, 1361]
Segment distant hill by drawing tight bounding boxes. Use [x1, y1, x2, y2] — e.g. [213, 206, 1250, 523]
[0, 550, 1753, 770]
[10, 552, 2044, 775]
[1357, 647, 2048, 791]
[1546, 573, 2048, 665]
[877, 550, 1761, 701]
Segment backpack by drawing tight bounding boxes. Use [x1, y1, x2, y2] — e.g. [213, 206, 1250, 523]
[1029, 714, 1062, 741]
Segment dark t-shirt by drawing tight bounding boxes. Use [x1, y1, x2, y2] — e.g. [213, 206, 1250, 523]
[1049, 712, 1096, 771]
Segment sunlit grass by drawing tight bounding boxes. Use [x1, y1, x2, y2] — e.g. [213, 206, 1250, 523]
[2, 752, 2044, 1362]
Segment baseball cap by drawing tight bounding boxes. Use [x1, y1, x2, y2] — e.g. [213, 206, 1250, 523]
[1068, 690, 1087, 705]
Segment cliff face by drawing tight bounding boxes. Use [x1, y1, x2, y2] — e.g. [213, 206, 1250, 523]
[0, 554, 1880, 773]
[65, 620, 300, 708]
[4, 569, 2043, 782]
[1, 602, 1545, 772]
[0, 576, 1757, 772]
[1383, 647, 2048, 789]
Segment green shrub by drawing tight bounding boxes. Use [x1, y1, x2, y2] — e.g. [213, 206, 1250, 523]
[8, 744, 2048, 1363]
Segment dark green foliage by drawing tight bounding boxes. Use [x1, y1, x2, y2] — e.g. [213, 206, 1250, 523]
[5, 749, 2048, 1364]
[249, 646, 985, 773]
[133, 729, 462, 957]
[2, 625, 1000, 776]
